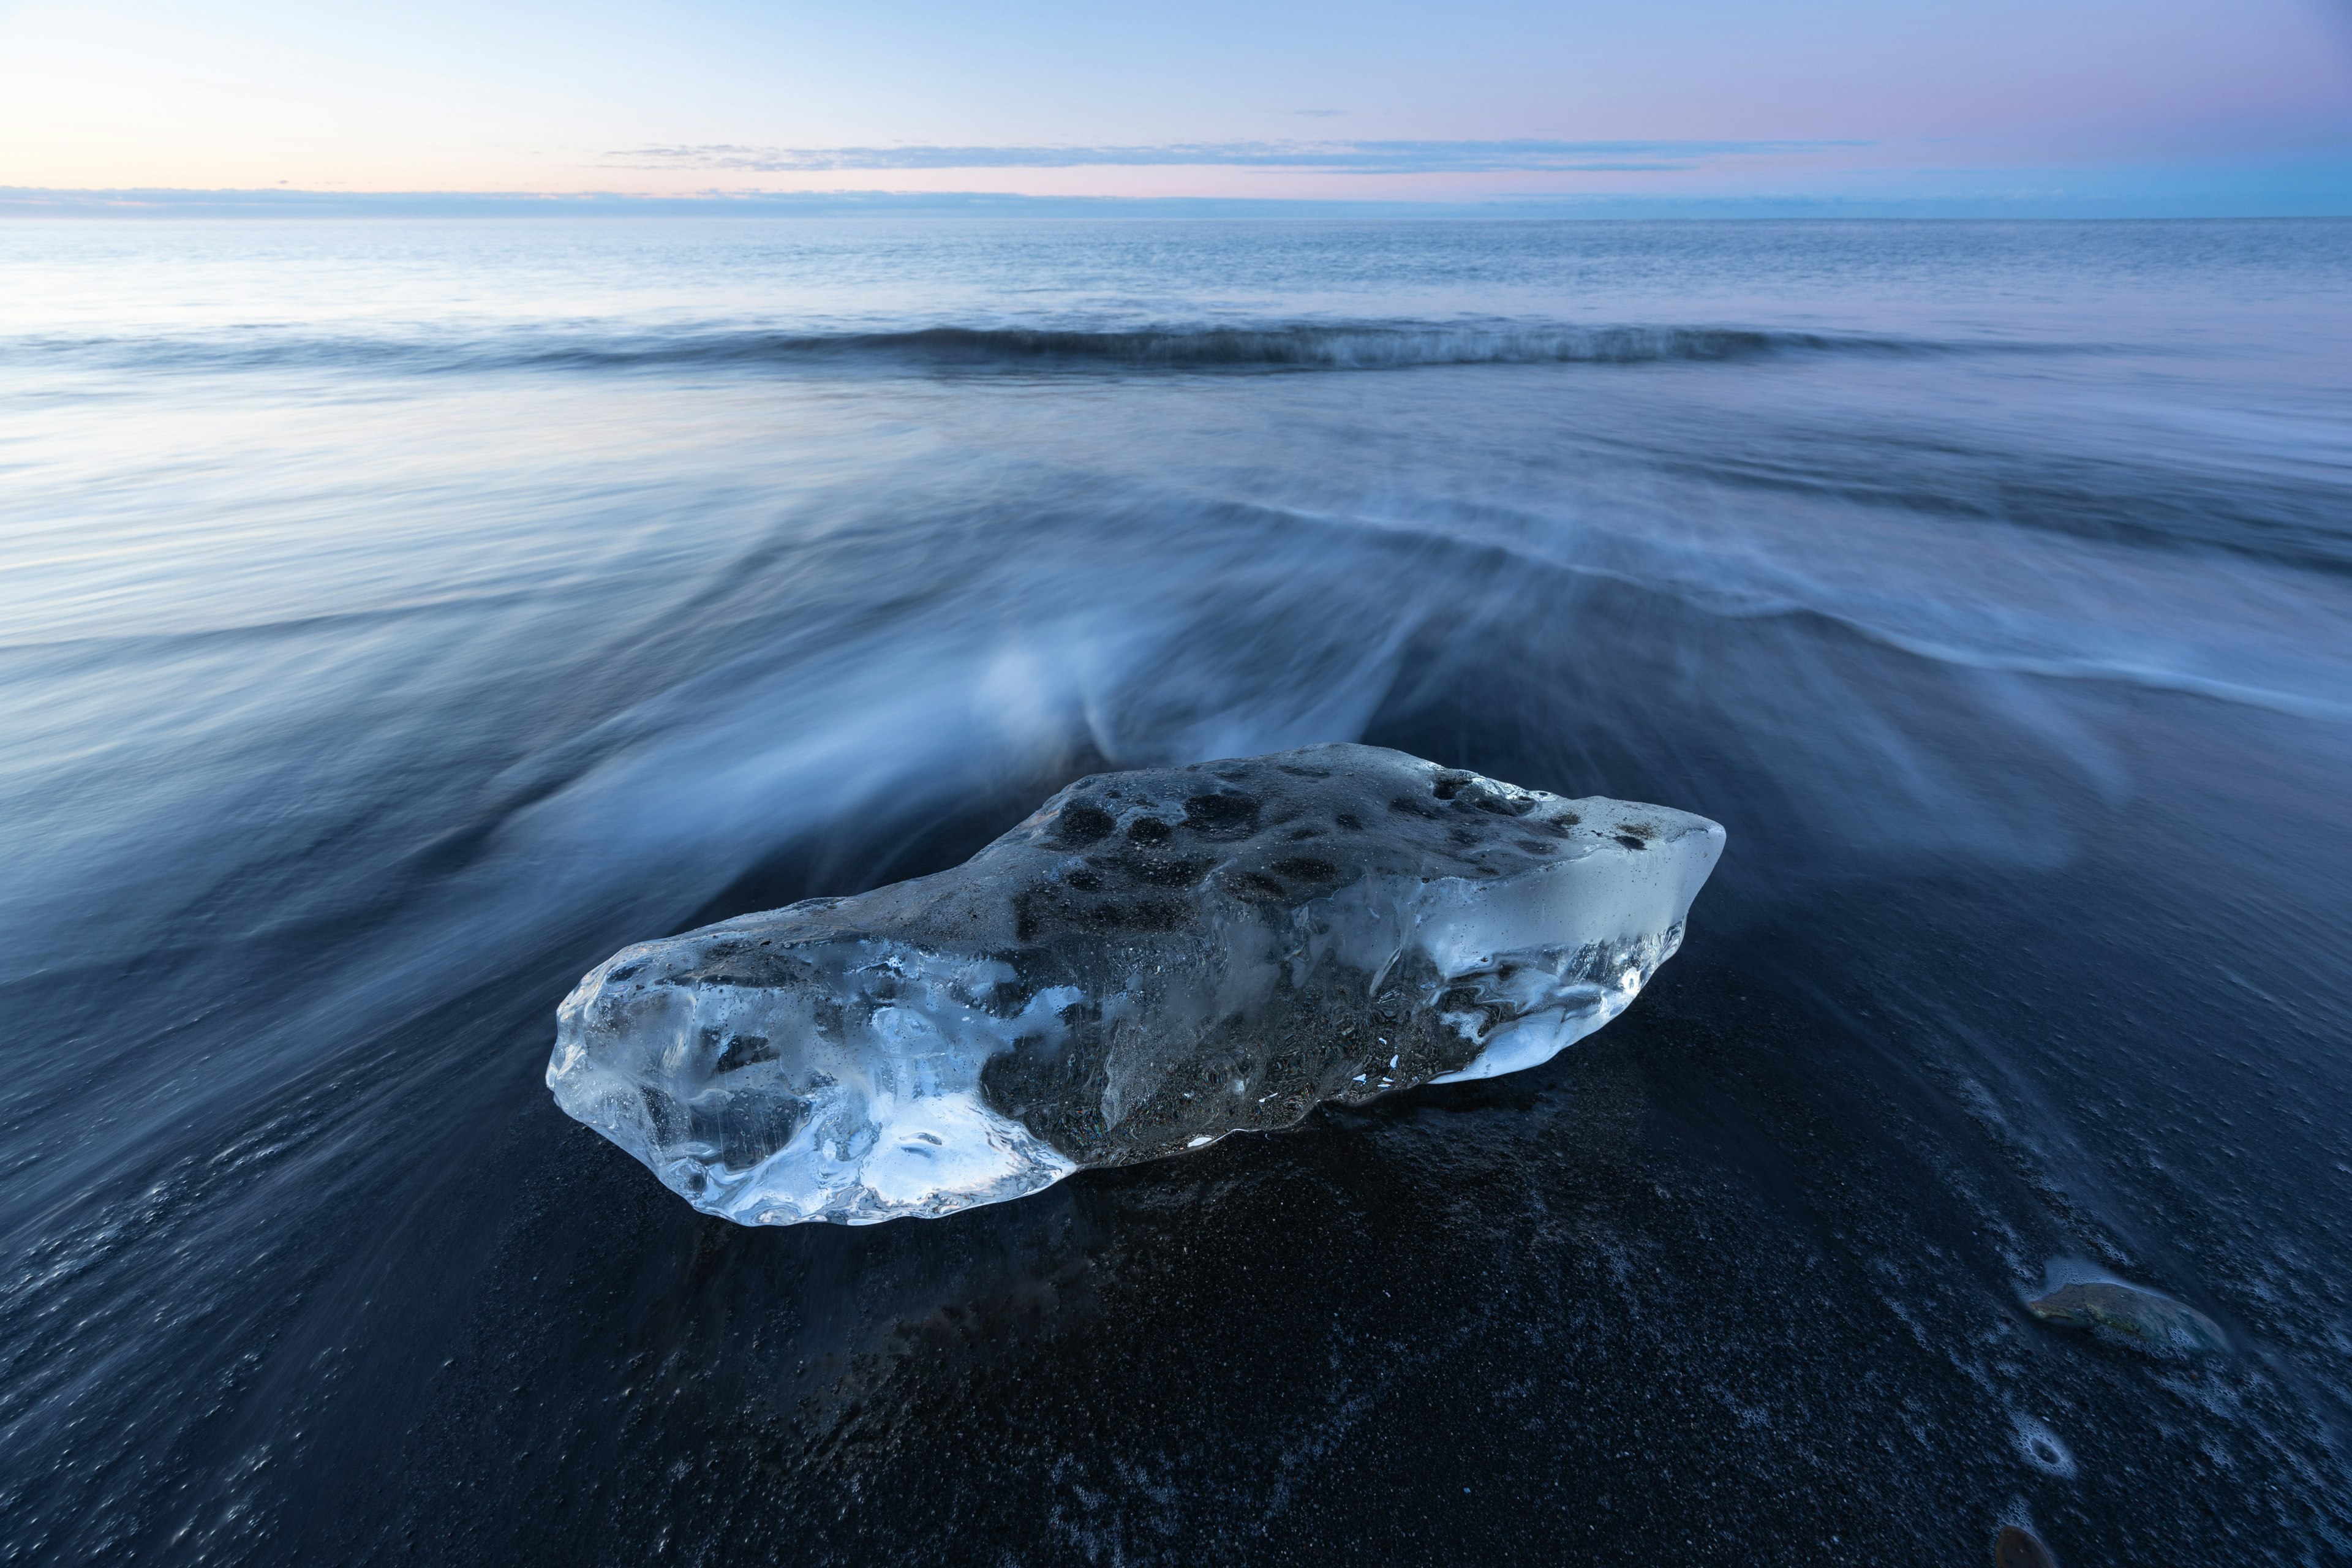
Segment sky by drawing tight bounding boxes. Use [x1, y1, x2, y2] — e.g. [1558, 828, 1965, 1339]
[1, 0, 2348, 212]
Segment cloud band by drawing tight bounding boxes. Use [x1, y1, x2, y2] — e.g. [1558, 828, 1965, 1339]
[601, 138, 1863, 176]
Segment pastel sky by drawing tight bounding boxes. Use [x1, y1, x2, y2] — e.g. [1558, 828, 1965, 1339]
[2, 0, 2348, 208]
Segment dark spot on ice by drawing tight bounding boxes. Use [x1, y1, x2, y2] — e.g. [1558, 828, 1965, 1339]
[1125, 854, 1213, 888]
[1123, 897, 1188, 931]
[1183, 791, 1259, 839]
[974, 975, 1042, 1018]
[1431, 770, 1536, 816]
[1437, 985, 1501, 1029]
[1014, 889, 1050, 941]
[1064, 867, 1105, 892]
[1054, 802, 1115, 846]
[1515, 839, 1556, 854]
[713, 1034, 775, 1074]
[1126, 816, 1174, 844]
[1284, 826, 1323, 840]
[1276, 764, 1331, 777]
[1335, 813, 1363, 831]
[1268, 856, 1339, 882]
[1615, 835, 1647, 851]
[1234, 872, 1290, 899]
[1389, 796, 1440, 820]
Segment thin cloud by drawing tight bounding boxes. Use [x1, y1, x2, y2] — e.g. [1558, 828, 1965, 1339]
[600, 139, 1862, 176]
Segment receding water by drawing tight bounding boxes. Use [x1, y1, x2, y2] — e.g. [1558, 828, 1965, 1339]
[2, 217, 2349, 1565]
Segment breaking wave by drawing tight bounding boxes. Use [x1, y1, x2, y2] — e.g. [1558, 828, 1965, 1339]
[514, 323, 1994, 371]
[7, 320, 2076, 377]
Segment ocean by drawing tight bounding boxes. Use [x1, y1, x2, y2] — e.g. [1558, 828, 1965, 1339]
[2, 217, 2348, 1564]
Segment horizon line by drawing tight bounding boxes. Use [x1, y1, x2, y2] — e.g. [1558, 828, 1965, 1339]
[592, 137, 1871, 176]
[4, 186, 2348, 222]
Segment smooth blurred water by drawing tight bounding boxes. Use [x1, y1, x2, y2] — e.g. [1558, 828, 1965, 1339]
[2, 219, 2349, 1566]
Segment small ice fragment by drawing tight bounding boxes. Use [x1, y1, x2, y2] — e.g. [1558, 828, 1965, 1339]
[547, 743, 1723, 1225]
[2027, 1280, 2226, 1353]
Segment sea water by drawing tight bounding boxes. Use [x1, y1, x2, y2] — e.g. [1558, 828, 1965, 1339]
[2, 218, 2348, 1563]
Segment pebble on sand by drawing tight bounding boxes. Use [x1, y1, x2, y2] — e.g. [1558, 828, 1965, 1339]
[1994, 1525, 2057, 1568]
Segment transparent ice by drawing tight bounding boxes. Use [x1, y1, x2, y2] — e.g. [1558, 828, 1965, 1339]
[548, 744, 1724, 1224]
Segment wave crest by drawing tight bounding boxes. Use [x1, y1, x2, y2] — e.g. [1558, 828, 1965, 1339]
[566, 323, 1929, 370]
[13, 321, 2036, 377]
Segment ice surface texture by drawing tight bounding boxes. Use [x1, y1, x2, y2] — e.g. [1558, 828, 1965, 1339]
[548, 744, 1724, 1225]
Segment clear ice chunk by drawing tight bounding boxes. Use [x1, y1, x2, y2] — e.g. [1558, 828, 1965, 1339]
[547, 744, 1724, 1225]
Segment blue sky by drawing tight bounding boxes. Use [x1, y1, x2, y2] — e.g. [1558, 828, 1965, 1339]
[1, 0, 2347, 211]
